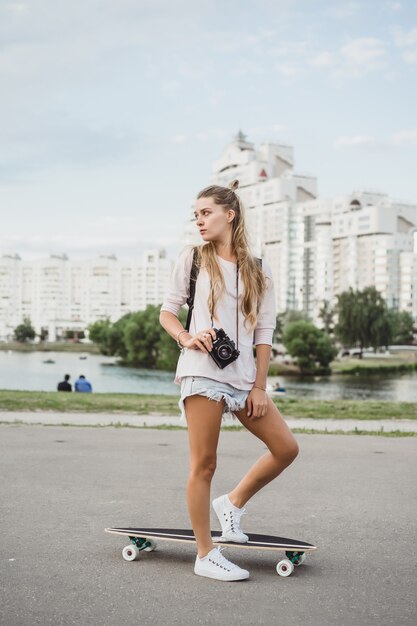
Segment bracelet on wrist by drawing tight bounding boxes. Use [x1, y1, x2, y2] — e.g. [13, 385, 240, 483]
[176, 329, 188, 349]
[253, 385, 266, 391]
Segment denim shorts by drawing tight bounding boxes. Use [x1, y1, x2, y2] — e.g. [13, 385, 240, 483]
[178, 376, 250, 425]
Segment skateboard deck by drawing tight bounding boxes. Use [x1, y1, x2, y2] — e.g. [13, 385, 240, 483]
[105, 527, 317, 577]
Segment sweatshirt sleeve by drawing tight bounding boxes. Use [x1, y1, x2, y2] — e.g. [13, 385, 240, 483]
[160, 246, 194, 317]
[254, 259, 276, 345]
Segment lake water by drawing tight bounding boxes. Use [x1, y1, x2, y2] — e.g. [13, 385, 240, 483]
[0, 351, 416, 402]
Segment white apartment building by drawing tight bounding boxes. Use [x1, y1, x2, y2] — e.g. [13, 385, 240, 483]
[299, 193, 417, 321]
[183, 131, 417, 325]
[0, 249, 172, 341]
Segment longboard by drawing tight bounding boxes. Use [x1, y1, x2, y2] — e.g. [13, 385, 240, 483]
[105, 527, 317, 577]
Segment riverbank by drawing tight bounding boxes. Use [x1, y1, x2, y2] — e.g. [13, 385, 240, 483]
[0, 342, 99, 354]
[0, 390, 415, 421]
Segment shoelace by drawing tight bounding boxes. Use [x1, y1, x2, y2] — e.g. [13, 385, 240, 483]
[226, 507, 247, 533]
[211, 547, 238, 571]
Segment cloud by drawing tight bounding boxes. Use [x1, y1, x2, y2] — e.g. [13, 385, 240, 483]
[275, 61, 302, 77]
[387, 1, 402, 9]
[327, 2, 360, 18]
[0, 112, 137, 181]
[393, 27, 417, 64]
[392, 129, 417, 146]
[0, 215, 183, 258]
[394, 26, 417, 48]
[170, 125, 287, 145]
[268, 35, 392, 81]
[170, 128, 233, 144]
[335, 129, 417, 149]
[334, 135, 377, 149]
[269, 41, 309, 57]
[270, 124, 287, 133]
[172, 134, 187, 144]
[245, 125, 288, 138]
[194, 132, 209, 141]
[340, 37, 386, 71]
[0, 234, 173, 259]
[308, 51, 335, 67]
[232, 59, 266, 77]
[402, 49, 417, 64]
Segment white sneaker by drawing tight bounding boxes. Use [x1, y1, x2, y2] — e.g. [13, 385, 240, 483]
[194, 546, 249, 581]
[212, 494, 249, 543]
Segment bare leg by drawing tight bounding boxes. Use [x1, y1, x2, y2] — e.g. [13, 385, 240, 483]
[228, 395, 299, 508]
[184, 394, 224, 558]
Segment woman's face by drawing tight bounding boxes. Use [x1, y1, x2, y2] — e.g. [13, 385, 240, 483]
[194, 196, 234, 243]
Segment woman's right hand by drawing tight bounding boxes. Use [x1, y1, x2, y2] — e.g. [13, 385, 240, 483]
[182, 328, 216, 353]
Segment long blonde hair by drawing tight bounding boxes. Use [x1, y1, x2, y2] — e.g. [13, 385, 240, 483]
[194, 179, 266, 330]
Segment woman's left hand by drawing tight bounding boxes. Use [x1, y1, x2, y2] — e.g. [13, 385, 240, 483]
[247, 387, 268, 419]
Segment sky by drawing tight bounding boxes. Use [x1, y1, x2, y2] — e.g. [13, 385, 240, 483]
[1, 0, 417, 259]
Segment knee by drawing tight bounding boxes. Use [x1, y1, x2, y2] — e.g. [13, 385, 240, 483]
[286, 438, 299, 463]
[281, 437, 299, 465]
[271, 437, 299, 467]
[189, 457, 217, 483]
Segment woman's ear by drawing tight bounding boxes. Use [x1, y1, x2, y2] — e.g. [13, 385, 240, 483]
[227, 209, 235, 223]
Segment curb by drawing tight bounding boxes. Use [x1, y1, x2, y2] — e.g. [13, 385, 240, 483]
[0, 411, 416, 433]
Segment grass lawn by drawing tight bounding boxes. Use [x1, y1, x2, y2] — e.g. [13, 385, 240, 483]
[331, 356, 417, 373]
[0, 390, 415, 420]
[268, 354, 417, 376]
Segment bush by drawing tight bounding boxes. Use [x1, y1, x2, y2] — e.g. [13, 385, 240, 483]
[14, 317, 36, 343]
[283, 320, 337, 374]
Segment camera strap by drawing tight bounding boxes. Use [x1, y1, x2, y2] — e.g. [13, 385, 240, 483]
[208, 261, 239, 349]
[185, 246, 262, 349]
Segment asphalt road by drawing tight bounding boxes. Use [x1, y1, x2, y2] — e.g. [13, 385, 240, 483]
[1, 424, 416, 626]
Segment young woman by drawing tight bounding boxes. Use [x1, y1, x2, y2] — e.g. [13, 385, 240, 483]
[159, 180, 299, 581]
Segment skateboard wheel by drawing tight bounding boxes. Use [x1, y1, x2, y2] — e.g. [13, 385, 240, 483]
[143, 539, 157, 552]
[122, 544, 140, 561]
[276, 559, 294, 577]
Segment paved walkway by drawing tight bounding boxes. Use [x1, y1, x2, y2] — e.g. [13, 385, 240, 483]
[0, 410, 416, 432]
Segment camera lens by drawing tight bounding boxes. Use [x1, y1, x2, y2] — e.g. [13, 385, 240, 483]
[218, 343, 232, 360]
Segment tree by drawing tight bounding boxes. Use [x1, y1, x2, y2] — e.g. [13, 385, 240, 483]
[283, 320, 337, 374]
[88, 306, 188, 370]
[318, 299, 336, 335]
[14, 317, 36, 343]
[123, 307, 161, 367]
[389, 310, 414, 345]
[88, 317, 130, 358]
[88, 319, 113, 353]
[334, 288, 362, 351]
[273, 309, 311, 343]
[334, 287, 389, 357]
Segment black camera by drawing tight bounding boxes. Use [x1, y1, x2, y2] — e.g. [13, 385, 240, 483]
[208, 328, 240, 369]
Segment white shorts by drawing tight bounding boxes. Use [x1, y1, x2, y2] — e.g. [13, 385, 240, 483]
[178, 376, 250, 425]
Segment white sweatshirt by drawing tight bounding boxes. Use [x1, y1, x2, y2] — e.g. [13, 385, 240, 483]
[160, 246, 276, 390]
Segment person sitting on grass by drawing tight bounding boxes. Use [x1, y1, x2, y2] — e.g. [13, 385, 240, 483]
[57, 374, 72, 392]
[74, 375, 93, 393]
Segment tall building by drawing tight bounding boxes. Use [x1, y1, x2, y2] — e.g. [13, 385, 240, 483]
[299, 192, 417, 321]
[183, 131, 417, 324]
[0, 249, 172, 341]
